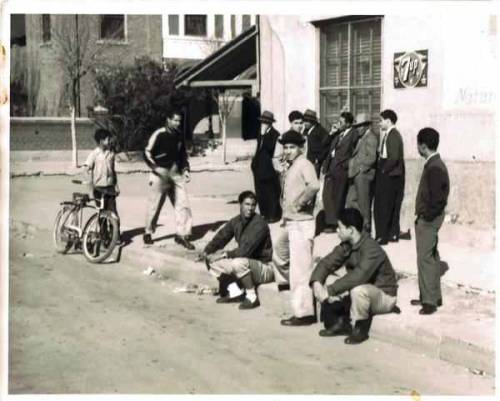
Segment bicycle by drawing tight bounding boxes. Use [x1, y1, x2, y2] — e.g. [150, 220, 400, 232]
[52, 179, 120, 263]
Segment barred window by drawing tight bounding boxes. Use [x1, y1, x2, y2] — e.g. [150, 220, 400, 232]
[184, 15, 207, 37]
[214, 15, 224, 39]
[242, 15, 251, 30]
[320, 18, 382, 130]
[168, 15, 179, 35]
[230, 15, 236, 38]
[42, 14, 51, 43]
[99, 15, 125, 40]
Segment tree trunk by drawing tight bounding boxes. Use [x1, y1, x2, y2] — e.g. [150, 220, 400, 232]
[221, 115, 227, 164]
[70, 105, 78, 167]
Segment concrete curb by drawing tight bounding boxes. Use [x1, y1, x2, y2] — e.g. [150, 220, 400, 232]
[120, 241, 495, 376]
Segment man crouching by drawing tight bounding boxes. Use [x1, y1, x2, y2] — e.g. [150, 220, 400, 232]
[199, 191, 274, 309]
[310, 208, 398, 344]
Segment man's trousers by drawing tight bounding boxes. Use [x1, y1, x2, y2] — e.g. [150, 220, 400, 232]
[345, 173, 374, 233]
[145, 172, 192, 237]
[323, 170, 349, 227]
[207, 257, 275, 286]
[374, 164, 404, 240]
[253, 174, 282, 222]
[272, 219, 315, 318]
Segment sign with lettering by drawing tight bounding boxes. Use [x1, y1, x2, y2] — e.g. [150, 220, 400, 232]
[393, 50, 428, 88]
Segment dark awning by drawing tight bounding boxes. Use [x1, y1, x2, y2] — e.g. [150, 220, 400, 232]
[174, 25, 258, 92]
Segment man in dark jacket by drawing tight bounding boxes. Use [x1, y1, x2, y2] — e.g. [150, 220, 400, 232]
[251, 110, 282, 223]
[200, 191, 274, 309]
[411, 128, 450, 315]
[143, 110, 194, 249]
[310, 208, 398, 344]
[374, 109, 405, 245]
[303, 109, 329, 177]
[321, 112, 358, 232]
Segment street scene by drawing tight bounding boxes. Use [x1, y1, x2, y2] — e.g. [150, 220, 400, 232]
[5, 9, 498, 397]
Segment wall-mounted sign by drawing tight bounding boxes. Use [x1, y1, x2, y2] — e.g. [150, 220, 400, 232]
[394, 50, 428, 88]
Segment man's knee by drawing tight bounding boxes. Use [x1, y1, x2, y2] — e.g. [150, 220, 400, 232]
[350, 284, 371, 301]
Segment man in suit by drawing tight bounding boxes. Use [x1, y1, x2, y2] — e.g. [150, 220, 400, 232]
[411, 128, 450, 315]
[345, 113, 379, 234]
[321, 112, 358, 233]
[302, 109, 329, 177]
[373, 109, 405, 245]
[251, 110, 282, 223]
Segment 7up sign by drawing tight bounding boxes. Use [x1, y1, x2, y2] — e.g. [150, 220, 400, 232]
[394, 50, 428, 88]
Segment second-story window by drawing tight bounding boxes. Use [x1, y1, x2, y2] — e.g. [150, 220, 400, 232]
[184, 15, 207, 37]
[42, 14, 51, 43]
[242, 15, 251, 30]
[230, 15, 236, 38]
[214, 15, 224, 39]
[100, 15, 125, 41]
[168, 15, 179, 35]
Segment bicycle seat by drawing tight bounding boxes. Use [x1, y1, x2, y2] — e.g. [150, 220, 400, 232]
[73, 192, 90, 204]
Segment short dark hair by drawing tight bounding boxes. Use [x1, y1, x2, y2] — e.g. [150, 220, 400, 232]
[338, 208, 364, 233]
[340, 112, 354, 125]
[167, 109, 183, 120]
[380, 109, 398, 124]
[417, 127, 440, 151]
[94, 128, 112, 144]
[288, 110, 303, 123]
[238, 190, 257, 204]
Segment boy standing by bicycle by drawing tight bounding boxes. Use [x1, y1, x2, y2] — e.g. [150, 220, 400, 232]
[84, 129, 121, 240]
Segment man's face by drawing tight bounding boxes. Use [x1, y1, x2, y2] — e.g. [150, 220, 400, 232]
[417, 142, 426, 158]
[303, 120, 312, 131]
[167, 114, 182, 131]
[283, 143, 301, 161]
[339, 116, 350, 131]
[100, 136, 111, 149]
[290, 119, 303, 133]
[260, 123, 270, 135]
[240, 197, 257, 219]
[337, 221, 353, 242]
[379, 117, 389, 131]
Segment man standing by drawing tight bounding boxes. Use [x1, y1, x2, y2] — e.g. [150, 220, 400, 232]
[310, 208, 398, 344]
[412, 128, 450, 315]
[143, 110, 194, 250]
[321, 112, 358, 233]
[200, 191, 274, 310]
[273, 130, 320, 326]
[251, 111, 282, 223]
[374, 109, 405, 245]
[345, 113, 379, 234]
[302, 109, 329, 177]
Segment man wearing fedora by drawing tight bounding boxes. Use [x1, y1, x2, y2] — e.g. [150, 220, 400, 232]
[273, 121, 320, 326]
[345, 113, 379, 234]
[251, 110, 282, 223]
[303, 109, 329, 177]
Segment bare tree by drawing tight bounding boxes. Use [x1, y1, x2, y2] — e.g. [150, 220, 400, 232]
[212, 88, 239, 164]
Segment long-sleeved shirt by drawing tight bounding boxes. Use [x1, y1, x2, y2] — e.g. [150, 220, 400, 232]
[310, 233, 398, 297]
[144, 126, 189, 173]
[204, 213, 272, 262]
[415, 153, 450, 221]
[281, 153, 320, 221]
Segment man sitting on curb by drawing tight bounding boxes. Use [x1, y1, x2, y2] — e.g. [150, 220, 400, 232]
[310, 208, 399, 344]
[199, 191, 274, 310]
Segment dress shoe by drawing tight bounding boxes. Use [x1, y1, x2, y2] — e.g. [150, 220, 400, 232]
[143, 233, 153, 245]
[280, 315, 316, 326]
[399, 230, 412, 240]
[277, 283, 290, 292]
[377, 238, 388, 245]
[216, 294, 245, 304]
[174, 235, 195, 250]
[388, 236, 399, 243]
[238, 298, 260, 310]
[419, 304, 437, 315]
[410, 298, 442, 307]
[439, 261, 449, 276]
[319, 319, 352, 337]
[344, 319, 371, 344]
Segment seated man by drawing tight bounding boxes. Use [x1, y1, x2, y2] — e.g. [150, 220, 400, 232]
[199, 191, 274, 310]
[310, 208, 399, 344]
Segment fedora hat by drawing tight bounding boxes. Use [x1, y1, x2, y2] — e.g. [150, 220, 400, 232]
[279, 131, 306, 146]
[258, 110, 276, 124]
[353, 112, 372, 127]
[303, 109, 318, 122]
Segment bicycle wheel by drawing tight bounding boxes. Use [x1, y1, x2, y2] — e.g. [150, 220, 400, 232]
[82, 211, 119, 263]
[53, 206, 78, 253]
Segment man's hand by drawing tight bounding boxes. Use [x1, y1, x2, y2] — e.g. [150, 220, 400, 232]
[196, 251, 207, 262]
[312, 281, 329, 303]
[183, 170, 191, 183]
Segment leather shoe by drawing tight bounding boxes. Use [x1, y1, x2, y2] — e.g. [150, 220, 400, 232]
[216, 294, 245, 304]
[410, 298, 442, 307]
[238, 298, 260, 310]
[377, 238, 388, 245]
[389, 236, 399, 242]
[277, 283, 290, 292]
[319, 321, 352, 337]
[281, 315, 316, 326]
[419, 304, 437, 315]
[344, 319, 371, 344]
[143, 233, 153, 245]
[174, 235, 195, 250]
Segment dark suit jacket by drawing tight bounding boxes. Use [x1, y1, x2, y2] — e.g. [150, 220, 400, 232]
[380, 127, 405, 177]
[322, 127, 358, 177]
[415, 154, 450, 221]
[306, 124, 329, 167]
[348, 127, 379, 180]
[251, 127, 280, 180]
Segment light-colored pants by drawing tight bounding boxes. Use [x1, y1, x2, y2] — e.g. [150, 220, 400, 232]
[208, 257, 275, 285]
[345, 173, 374, 232]
[145, 172, 192, 237]
[273, 219, 315, 318]
[349, 284, 397, 322]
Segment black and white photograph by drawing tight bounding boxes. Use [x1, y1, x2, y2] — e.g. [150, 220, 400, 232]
[0, 0, 498, 397]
